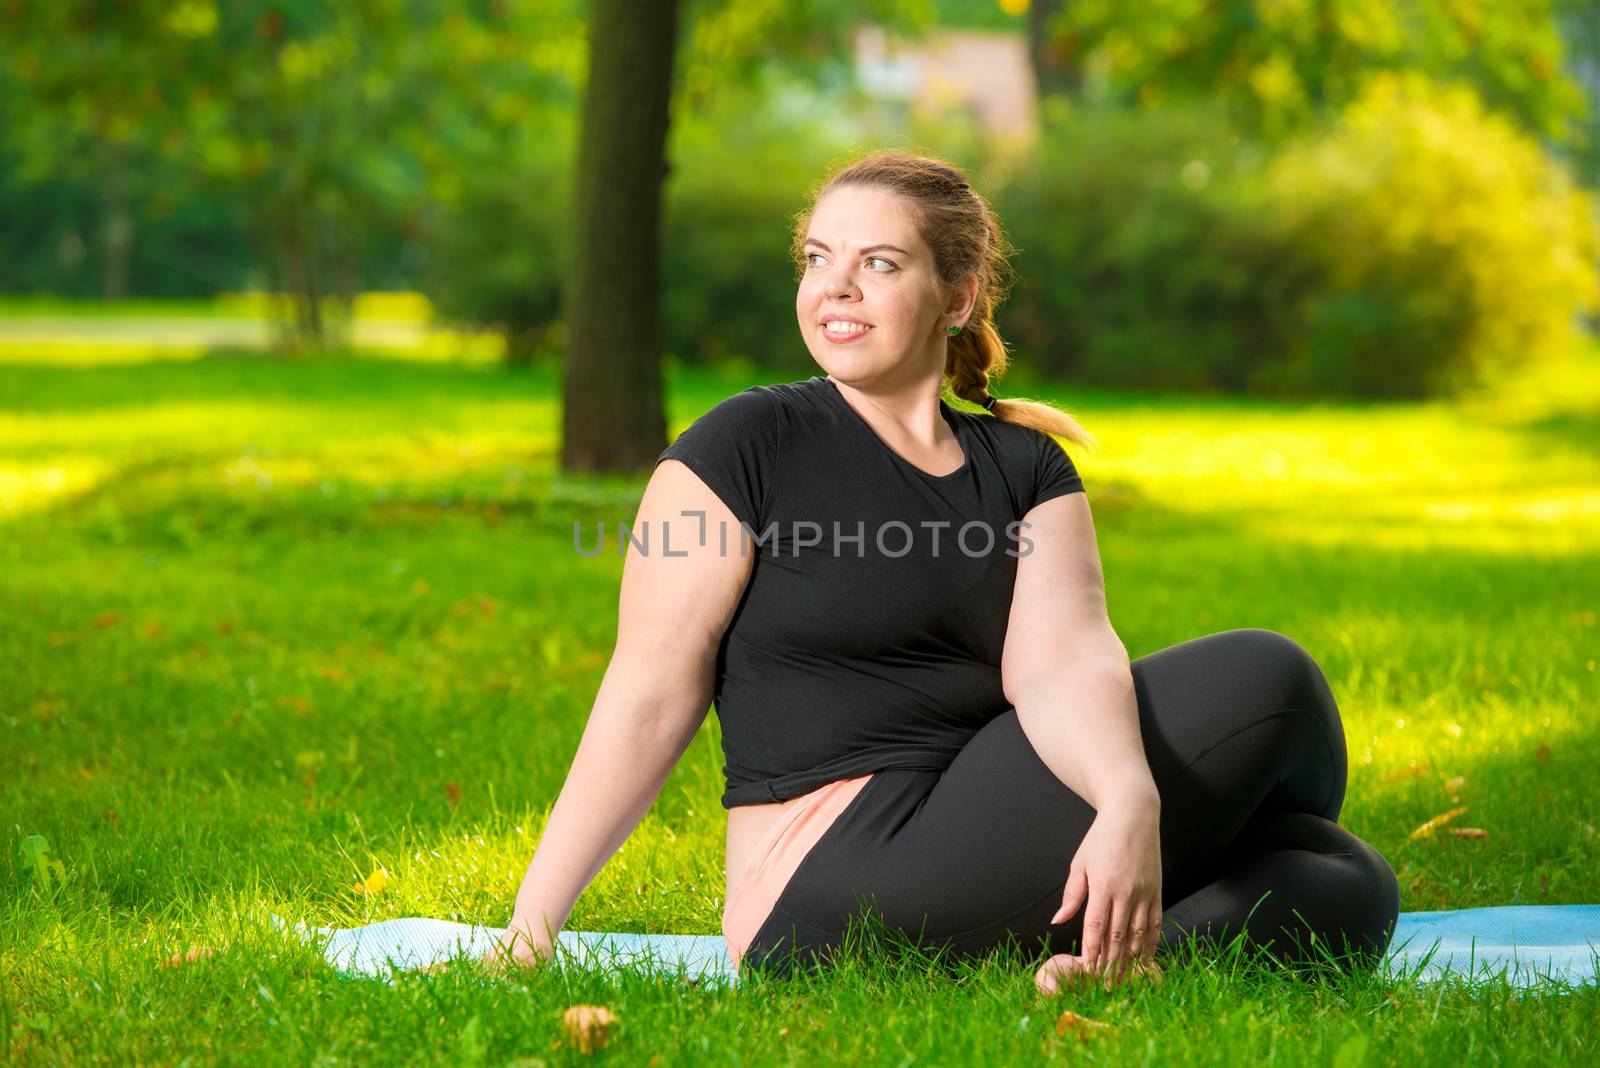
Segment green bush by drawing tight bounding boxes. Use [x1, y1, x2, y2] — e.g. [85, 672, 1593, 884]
[992, 76, 1600, 398]
[993, 101, 1302, 391]
[1260, 70, 1600, 397]
[418, 112, 578, 364]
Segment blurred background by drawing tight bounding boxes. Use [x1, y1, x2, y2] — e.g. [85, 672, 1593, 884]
[3, 0, 1598, 414]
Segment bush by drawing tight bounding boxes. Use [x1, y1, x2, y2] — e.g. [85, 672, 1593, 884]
[993, 101, 1301, 392]
[418, 111, 578, 364]
[991, 75, 1600, 399]
[1260, 70, 1600, 397]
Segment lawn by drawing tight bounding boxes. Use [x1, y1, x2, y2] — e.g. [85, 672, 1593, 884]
[3, 340, 1598, 1064]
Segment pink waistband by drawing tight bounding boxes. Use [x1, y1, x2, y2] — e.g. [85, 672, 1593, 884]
[722, 774, 874, 972]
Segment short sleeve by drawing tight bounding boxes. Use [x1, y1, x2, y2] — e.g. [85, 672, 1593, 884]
[656, 387, 780, 531]
[1030, 429, 1085, 510]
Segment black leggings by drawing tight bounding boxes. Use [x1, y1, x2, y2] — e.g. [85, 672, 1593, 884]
[742, 628, 1402, 979]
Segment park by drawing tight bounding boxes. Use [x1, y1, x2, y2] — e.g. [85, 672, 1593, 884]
[4, 1, 1599, 1063]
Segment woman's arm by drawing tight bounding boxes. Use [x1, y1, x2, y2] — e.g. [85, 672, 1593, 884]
[1002, 490, 1162, 987]
[1003, 492, 1150, 808]
[494, 458, 758, 965]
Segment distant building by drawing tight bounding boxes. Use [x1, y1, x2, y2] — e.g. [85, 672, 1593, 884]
[854, 25, 1038, 142]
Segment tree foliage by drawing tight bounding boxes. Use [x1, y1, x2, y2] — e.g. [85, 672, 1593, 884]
[1039, 0, 1590, 145]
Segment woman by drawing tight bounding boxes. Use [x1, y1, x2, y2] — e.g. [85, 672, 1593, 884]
[488, 150, 1400, 993]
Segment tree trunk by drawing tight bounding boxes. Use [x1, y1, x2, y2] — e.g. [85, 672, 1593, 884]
[561, 0, 680, 474]
[1028, 0, 1083, 111]
[98, 148, 132, 301]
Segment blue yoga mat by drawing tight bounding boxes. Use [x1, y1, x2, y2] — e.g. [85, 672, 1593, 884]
[270, 905, 1600, 992]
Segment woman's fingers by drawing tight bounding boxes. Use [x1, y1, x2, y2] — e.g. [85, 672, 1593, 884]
[1079, 881, 1111, 968]
[1142, 902, 1163, 964]
[1102, 892, 1131, 982]
[1119, 895, 1144, 981]
[1050, 865, 1087, 926]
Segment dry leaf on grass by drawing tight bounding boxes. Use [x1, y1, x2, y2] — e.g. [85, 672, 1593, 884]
[1384, 763, 1430, 782]
[1056, 1010, 1117, 1039]
[561, 1005, 618, 1053]
[1447, 827, 1488, 839]
[162, 946, 216, 969]
[353, 866, 390, 894]
[1408, 805, 1469, 840]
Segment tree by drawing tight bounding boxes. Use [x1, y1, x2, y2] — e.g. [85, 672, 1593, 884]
[1035, 0, 1589, 145]
[561, 0, 682, 474]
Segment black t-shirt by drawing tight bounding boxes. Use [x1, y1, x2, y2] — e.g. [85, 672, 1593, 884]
[656, 374, 1085, 808]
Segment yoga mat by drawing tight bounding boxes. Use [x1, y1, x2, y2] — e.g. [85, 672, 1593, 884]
[271, 905, 1600, 993]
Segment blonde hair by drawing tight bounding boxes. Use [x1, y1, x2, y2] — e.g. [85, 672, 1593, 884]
[791, 148, 1097, 451]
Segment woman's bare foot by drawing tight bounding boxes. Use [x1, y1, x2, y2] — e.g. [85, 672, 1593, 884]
[1035, 953, 1165, 995]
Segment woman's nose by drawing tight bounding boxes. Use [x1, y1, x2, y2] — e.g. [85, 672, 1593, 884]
[824, 267, 859, 299]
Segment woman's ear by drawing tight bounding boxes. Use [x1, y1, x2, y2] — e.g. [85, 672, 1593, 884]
[944, 273, 979, 324]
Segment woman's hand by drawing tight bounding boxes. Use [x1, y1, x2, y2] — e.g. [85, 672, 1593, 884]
[1041, 799, 1163, 990]
[483, 919, 557, 978]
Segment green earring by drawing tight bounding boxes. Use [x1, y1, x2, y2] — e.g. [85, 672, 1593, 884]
[948, 324, 961, 336]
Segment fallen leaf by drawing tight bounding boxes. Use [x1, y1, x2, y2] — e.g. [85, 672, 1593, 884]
[353, 866, 390, 895]
[162, 946, 215, 969]
[1409, 805, 1469, 840]
[1384, 763, 1430, 782]
[561, 1005, 618, 1054]
[92, 610, 120, 629]
[1447, 827, 1487, 839]
[1535, 743, 1550, 762]
[444, 781, 462, 808]
[1444, 776, 1465, 792]
[102, 808, 119, 825]
[1056, 1010, 1116, 1039]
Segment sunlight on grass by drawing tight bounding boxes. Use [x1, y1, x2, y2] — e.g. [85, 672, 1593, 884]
[0, 457, 110, 517]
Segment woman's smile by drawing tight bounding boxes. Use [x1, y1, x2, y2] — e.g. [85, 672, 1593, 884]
[821, 320, 875, 344]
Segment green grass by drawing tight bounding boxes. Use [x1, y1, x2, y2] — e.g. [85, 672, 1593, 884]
[3, 341, 1598, 1063]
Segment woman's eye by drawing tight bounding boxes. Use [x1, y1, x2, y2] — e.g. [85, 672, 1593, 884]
[801, 252, 896, 272]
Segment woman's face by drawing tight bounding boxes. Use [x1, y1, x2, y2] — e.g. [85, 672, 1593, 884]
[796, 185, 963, 386]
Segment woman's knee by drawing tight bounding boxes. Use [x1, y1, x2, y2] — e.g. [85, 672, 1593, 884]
[1233, 629, 1346, 762]
[1348, 834, 1402, 957]
[1229, 628, 1335, 706]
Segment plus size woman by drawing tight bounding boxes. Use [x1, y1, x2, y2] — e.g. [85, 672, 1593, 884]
[489, 150, 1400, 993]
